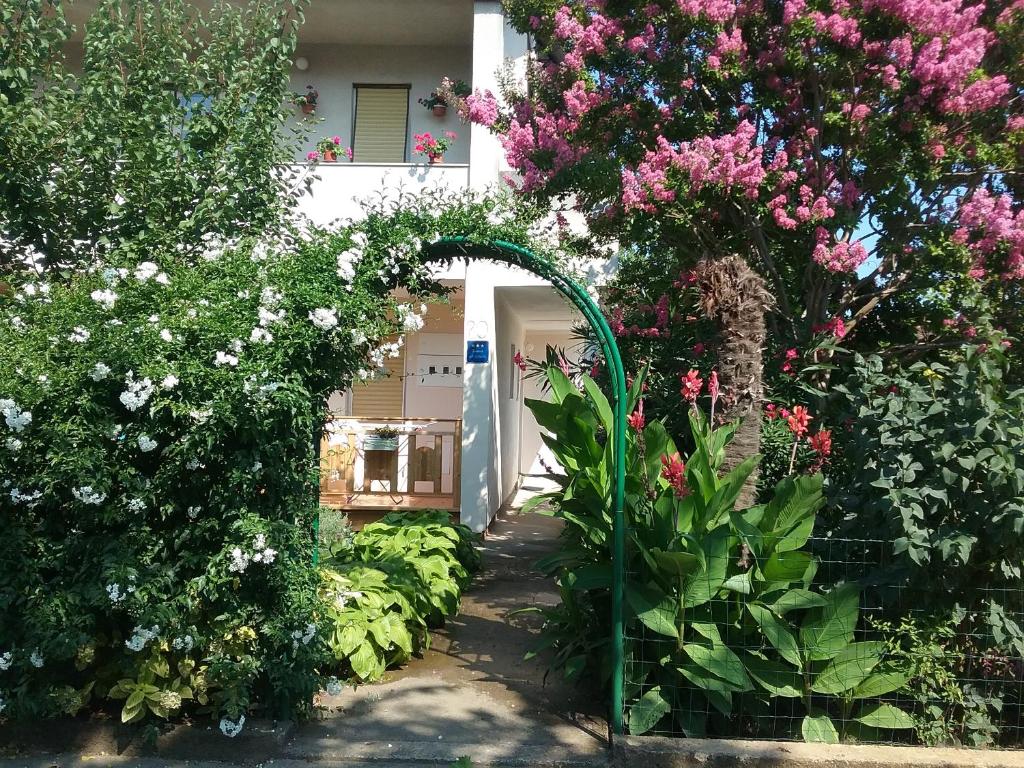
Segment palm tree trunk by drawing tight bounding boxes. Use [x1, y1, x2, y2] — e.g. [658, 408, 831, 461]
[695, 255, 773, 509]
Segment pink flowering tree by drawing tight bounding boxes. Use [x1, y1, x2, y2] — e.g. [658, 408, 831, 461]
[466, 0, 1023, 498]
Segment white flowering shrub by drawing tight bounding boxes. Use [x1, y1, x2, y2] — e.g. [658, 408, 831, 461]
[0, 189, 586, 727]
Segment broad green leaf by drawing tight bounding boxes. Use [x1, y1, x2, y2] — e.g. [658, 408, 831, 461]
[811, 641, 885, 694]
[681, 526, 730, 608]
[350, 641, 384, 681]
[582, 375, 613, 432]
[626, 584, 679, 639]
[722, 572, 753, 595]
[761, 551, 815, 583]
[855, 702, 915, 729]
[802, 714, 839, 743]
[652, 549, 701, 577]
[851, 665, 911, 698]
[705, 454, 761, 527]
[628, 687, 670, 735]
[546, 366, 578, 404]
[742, 653, 803, 697]
[679, 662, 744, 693]
[748, 603, 802, 667]
[566, 564, 612, 591]
[683, 642, 751, 690]
[800, 583, 859, 661]
[770, 589, 829, 615]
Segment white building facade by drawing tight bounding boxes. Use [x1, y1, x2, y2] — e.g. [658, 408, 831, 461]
[285, 1, 585, 533]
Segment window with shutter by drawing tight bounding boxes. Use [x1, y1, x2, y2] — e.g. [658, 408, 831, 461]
[351, 343, 406, 417]
[352, 86, 409, 163]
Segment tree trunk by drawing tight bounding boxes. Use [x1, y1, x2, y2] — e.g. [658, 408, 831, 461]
[695, 255, 772, 509]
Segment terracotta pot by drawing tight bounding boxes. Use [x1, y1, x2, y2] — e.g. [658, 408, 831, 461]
[428, 154, 444, 165]
[322, 150, 336, 162]
[301, 102, 315, 114]
[432, 104, 447, 117]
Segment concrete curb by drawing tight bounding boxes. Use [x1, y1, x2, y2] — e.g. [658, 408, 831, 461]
[614, 737, 1024, 768]
[284, 737, 610, 766]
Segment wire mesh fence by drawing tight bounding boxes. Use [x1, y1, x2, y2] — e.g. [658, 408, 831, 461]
[621, 535, 1024, 747]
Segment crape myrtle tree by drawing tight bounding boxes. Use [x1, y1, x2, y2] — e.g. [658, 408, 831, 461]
[464, 0, 1024, 499]
[0, 0, 310, 276]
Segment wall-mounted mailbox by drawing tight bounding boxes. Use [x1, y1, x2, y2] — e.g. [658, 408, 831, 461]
[466, 340, 490, 364]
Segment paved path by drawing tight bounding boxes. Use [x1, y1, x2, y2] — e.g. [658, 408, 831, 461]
[288, 510, 610, 766]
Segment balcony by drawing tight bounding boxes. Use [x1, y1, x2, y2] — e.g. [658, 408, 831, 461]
[319, 417, 461, 526]
[294, 162, 470, 226]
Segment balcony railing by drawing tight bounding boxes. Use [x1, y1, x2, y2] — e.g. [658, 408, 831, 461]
[319, 417, 461, 514]
[294, 162, 470, 227]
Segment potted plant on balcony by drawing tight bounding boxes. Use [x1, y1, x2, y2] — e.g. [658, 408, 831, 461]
[314, 135, 352, 162]
[293, 84, 318, 114]
[419, 78, 471, 117]
[364, 425, 400, 451]
[413, 131, 456, 164]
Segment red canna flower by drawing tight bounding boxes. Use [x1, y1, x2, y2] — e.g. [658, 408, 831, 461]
[765, 403, 778, 420]
[513, 351, 527, 372]
[661, 453, 688, 497]
[809, 429, 832, 457]
[708, 370, 720, 404]
[627, 399, 646, 432]
[786, 405, 812, 437]
[680, 369, 703, 403]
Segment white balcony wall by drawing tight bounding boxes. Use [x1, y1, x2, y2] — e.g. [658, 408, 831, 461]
[287, 44, 472, 164]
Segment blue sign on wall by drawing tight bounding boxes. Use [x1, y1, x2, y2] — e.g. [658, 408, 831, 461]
[466, 340, 490, 364]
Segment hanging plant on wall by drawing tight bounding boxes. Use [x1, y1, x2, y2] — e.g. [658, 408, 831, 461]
[419, 78, 470, 117]
[292, 84, 318, 114]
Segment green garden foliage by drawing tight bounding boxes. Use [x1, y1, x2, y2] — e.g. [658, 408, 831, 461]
[0, 187, 573, 729]
[320, 512, 480, 684]
[1, 0, 310, 273]
[523, 367, 913, 741]
[827, 345, 1024, 651]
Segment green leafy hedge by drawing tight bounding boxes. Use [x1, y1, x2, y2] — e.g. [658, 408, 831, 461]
[320, 511, 480, 683]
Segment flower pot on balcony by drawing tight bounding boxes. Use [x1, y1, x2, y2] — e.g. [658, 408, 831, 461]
[428, 154, 444, 165]
[432, 104, 447, 117]
[301, 102, 315, 115]
[364, 435, 399, 451]
[322, 150, 336, 162]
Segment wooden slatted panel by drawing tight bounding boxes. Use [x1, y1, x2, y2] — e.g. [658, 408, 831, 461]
[352, 87, 409, 163]
[351, 345, 405, 417]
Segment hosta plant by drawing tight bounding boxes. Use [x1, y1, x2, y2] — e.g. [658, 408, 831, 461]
[524, 367, 912, 741]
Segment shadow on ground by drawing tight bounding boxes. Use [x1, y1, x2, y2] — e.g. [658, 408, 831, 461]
[289, 510, 609, 764]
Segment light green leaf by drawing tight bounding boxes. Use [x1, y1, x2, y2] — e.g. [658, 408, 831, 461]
[855, 702, 915, 729]
[683, 642, 752, 690]
[802, 714, 839, 743]
[800, 584, 859, 661]
[626, 584, 679, 639]
[770, 589, 828, 615]
[851, 665, 911, 698]
[811, 641, 885, 694]
[742, 653, 803, 697]
[761, 551, 815, 583]
[628, 687, 670, 735]
[748, 603, 802, 668]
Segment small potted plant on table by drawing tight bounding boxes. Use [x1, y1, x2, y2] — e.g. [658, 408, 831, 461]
[419, 78, 471, 117]
[364, 425, 400, 451]
[413, 131, 457, 164]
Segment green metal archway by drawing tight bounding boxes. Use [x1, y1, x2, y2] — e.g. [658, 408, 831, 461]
[425, 237, 629, 737]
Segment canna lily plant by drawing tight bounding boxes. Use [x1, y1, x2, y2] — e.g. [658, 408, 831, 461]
[522, 365, 912, 741]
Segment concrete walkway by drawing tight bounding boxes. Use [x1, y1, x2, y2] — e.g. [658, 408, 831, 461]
[288, 510, 610, 766]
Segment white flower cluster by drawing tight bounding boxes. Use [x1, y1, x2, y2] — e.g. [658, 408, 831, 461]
[334, 590, 364, 610]
[106, 581, 136, 605]
[127, 498, 146, 513]
[0, 652, 12, 671]
[134, 261, 169, 284]
[72, 485, 106, 505]
[228, 534, 277, 573]
[1, 399, 32, 432]
[18, 282, 51, 302]
[172, 634, 194, 652]
[68, 326, 91, 343]
[214, 351, 239, 367]
[91, 362, 111, 381]
[161, 374, 179, 390]
[219, 714, 245, 738]
[159, 328, 173, 343]
[290, 622, 316, 650]
[119, 372, 155, 411]
[29, 650, 44, 668]
[397, 303, 427, 333]
[125, 624, 160, 652]
[254, 286, 286, 346]
[10, 487, 42, 505]
[10, 316, 26, 331]
[336, 232, 368, 284]
[137, 434, 158, 453]
[5, 437, 21, 452]
[186, 506, 201, 520]
[91, 288, 118, 310]
[309, 307, 338, 331]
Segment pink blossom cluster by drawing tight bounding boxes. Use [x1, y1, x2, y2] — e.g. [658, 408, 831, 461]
[812, 228, 869, 273]
[910, 28, 1009, 114]
[500, 106, 584, 192]
[675, 0, 737, 23]
[621, 122, 766, 211]
[464, 89, 499, 127]
[552, 6, 624, 69]
[955, 190, 1024, 280]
